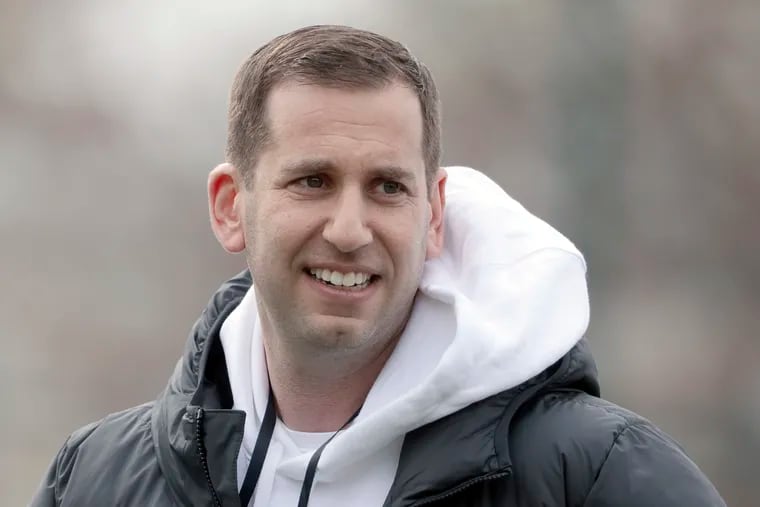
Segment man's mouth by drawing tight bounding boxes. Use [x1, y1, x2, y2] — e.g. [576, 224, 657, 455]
[306, 268, 378, 290]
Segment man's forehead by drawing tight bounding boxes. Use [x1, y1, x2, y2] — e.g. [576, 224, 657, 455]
[261, 82, 425, 164]
[265, 81, 422, 130]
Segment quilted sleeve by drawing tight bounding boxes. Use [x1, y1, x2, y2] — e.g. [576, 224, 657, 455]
[582, 421, 726, 507]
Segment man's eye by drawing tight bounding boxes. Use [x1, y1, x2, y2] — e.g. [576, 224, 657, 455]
[303, 176, 324, 188]
[380, 181, 402, 194]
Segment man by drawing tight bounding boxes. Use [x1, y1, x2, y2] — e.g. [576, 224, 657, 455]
[33, 25, 725, 506]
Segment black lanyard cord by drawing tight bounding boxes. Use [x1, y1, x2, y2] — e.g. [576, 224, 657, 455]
[239, 393, 277, 507]
[239, 392, 362, 507]
[297, 405, 361, 507]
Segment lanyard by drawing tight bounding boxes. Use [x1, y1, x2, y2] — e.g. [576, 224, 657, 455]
[238, 392, 362, 507]
[238, 393, 276, 506]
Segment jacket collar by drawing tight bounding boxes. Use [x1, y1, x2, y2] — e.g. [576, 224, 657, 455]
[151, 271, 251, 506]
[385, 340, 599, 506]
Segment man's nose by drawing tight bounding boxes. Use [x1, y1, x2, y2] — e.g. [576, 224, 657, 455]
[322, 188, 373, 253]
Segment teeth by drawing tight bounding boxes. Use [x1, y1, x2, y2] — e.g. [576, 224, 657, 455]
[308, 268, 372, 287]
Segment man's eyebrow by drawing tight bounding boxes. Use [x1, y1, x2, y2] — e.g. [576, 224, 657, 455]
[366, 166, 418, 184]
[281, 158, 336, 174]
[281, 160, 418, 183]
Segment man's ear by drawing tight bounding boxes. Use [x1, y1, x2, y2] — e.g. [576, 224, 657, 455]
[208, 163, 246, 253]
[425, 167, 447, 260]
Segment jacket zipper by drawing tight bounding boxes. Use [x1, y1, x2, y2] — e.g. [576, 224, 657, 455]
[195, 407, 224, 507]
[410, 469, 512, 506]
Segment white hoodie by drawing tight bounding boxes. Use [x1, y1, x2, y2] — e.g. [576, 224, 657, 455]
[220, 166, 590, 506]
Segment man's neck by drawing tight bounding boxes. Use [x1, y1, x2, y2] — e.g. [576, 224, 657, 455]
[262, 335, 399, 432]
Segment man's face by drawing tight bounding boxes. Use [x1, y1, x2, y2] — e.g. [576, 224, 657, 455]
[240, 82, 444, 352]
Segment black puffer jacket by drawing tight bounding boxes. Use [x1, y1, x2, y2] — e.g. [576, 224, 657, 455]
[32, 271, 725, 506]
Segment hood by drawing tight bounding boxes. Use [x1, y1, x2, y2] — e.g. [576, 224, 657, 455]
[151, 166, 592, 502]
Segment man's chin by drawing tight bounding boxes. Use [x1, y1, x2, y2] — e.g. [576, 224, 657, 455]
[301, 315, 370, 350]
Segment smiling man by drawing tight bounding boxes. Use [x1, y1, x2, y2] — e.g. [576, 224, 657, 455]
[33, 25, 725, 506]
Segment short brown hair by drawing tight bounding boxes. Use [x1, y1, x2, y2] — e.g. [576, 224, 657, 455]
[225, 25, 441, 188]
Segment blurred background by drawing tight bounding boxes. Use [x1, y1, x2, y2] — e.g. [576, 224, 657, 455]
[2, 0, 758, 505]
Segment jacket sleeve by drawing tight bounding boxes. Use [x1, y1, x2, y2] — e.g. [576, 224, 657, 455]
[582, 421, 726, 506]
[29, 421, 100, 507]
[29, 437, 71, 507]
